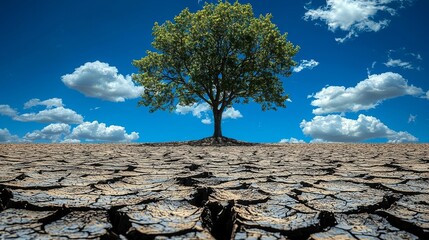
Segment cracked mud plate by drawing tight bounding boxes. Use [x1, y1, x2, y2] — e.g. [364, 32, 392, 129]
[0, 144, 428, 239]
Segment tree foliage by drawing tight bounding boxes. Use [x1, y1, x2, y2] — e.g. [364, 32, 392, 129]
[133, 1, 299, 138]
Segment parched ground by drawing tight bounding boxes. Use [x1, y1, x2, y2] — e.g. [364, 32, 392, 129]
[0, 144, 428, 240]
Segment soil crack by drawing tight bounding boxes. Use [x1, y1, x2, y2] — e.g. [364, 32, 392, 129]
[202, 201, 236, 240]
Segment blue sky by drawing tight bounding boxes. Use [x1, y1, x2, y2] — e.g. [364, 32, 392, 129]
[1, 0, 428, 143]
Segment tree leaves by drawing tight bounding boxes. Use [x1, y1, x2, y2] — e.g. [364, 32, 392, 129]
[133, 1, 299, 114]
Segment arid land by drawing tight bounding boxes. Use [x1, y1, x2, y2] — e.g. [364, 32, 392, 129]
[0, 143, 428, 239]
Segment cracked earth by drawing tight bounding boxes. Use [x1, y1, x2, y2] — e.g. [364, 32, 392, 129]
[0, 143, 428, 239]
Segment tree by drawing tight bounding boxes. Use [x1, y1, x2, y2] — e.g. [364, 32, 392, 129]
[133, 1, 299, 141]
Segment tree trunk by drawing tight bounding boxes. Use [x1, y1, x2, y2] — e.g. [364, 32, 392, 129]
[213, 109, 222, 139]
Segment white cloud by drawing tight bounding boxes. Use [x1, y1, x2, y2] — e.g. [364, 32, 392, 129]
[384, 58, 413, 69]
[1, 99, 83, 124]
[0, 105, 18, 117]
[0, 128, 21, 143]
[279, 137, 306, 143]
[61, 139, 81, 143]
[16, 107, 83, 124]
[24, 98, 64, 109]
[310, 139, 328, 143]
[408, 114, 416, 123]
[300, 114, 418, 143]
[38, 123, 71, 135]
[66, 121, 139, 142]
[412, 53, 423, 61]
[425, 91, 429, 100]
[293, 59, 319, 72]
[1, 98, 138, 143]
[201, 118, 212, 125]
[304, 0, 406, 42]
[311, 72, 424, 114]
[24, 123, 71, 142]
[222, 107, 243, 119]
[175, 102, 211, 118]
[176, 103, 242, 122]
[384, 49, 422, 70]
[367, 61, 377, 75]
[388, 131, 418, 143]
[61, 61, 144, 102]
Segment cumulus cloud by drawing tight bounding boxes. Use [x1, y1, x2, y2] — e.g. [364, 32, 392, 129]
[311, 72, 424, 114]
[24, 123, 71, 142]
[0, 99, 83, 124]
[293, 59, 319, 73]
[61, 61, 144, 102]
[24, 98, 64, 109]
[176, 102, 243, 123]
[176, 102, 211, 118]
[279, 137, 306, 143]
[0, 105, 18, 117]
[201, 118, 212, 125]
[16, 107, 83, 124]
[66, 121, 139, 142]
[0, 128, 21, 143]
[388, 131, 418, 143]
[1, 98, 139, 143]
[222, 107, 243, 119]
[300, 114, 418, 143]
[304, 0, 408, 42]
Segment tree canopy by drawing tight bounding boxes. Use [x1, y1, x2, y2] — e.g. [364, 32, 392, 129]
[133, 1, 299, 140]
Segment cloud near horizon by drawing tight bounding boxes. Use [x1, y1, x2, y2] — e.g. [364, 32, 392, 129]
[61, 61, 144, 102]
[310, 72, 424, 114]
[18, 121, 139, 143]
[24, 123, 71, 142]
[66, 121, 139, 142]
[301, 114, 418, 143]
[0, 128, 21, 143]
[0, 98, 140, 143]
[304, 0, 410, 42]
[279, 137, 306, 143]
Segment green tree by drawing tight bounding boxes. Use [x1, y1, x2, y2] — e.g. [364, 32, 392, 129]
[133, 1, 299, 141]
